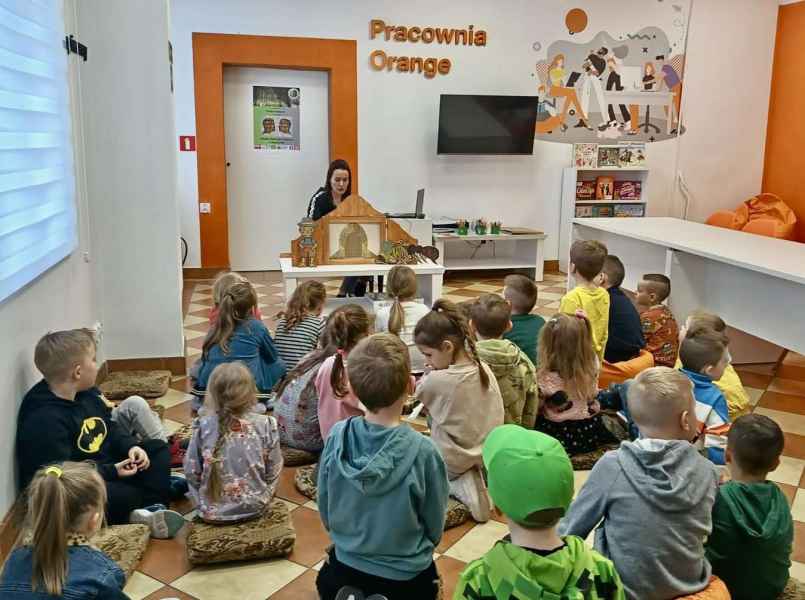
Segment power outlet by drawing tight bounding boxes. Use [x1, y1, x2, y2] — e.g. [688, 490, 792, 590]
[199, 202, 211, 214]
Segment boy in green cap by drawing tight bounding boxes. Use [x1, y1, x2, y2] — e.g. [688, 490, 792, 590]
[454, 425, 625, 600]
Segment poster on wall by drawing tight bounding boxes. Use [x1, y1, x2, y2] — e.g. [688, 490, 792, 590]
[253, 86, 301, 151]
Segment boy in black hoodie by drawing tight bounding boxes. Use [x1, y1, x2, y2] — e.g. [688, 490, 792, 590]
[16, 330, 183, 538]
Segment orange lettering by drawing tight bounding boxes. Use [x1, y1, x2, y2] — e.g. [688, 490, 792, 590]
[435, 28, 454, 44]
[396, 57, 410, 72]
[421, 28, 434, 43]
[468, 25, 474, 46]
[410, 56, 424, 73]
[385, 25, 394, 41]
[386, 55, 397, 71]
[369, 49, 386, 70]
[437, 58, 451, 75]
[370, 20, 385, 39]
[474, 31, 487, 46]
[423, 58, 437, 79]
[408, 27, 421, 43]
[393, 26, 407, 42]
[454, 30, 467, 45]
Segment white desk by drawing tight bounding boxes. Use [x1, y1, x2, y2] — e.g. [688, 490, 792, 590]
[433, 232, 548, 281]
[278, 258, 445, 306]
[572, 217, 805, 354]
[603, 90, 676, 133]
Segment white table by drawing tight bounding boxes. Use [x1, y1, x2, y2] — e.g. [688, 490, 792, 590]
[433, 232, 548, 282]
[603, 90, 676, 133]
[572, 217, 805, 354]
[278, 258, 445, 306]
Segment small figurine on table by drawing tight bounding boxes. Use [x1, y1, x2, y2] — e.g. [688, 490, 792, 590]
[490, 221, 502, 235]
[295, 218, 318, 267]
[474, 218, 488, 235]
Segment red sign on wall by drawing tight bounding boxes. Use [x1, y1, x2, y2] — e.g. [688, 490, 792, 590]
[179, 135, 196, 151]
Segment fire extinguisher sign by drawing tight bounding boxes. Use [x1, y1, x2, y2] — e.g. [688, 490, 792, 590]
[179, 135, 196, 151]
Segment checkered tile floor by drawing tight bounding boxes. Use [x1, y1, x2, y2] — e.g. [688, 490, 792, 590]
[123, 271, 805, 599]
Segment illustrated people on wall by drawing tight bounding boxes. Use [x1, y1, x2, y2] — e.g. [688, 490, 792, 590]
[546, 53, 588, 131]
[578, 47, 609, 131]
[604, 55, 631, 129]
[655, 55, 683, 133]
[642, 62, 657, 90]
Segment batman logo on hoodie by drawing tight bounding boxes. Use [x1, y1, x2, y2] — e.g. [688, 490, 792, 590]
[77, 417, 107, 453]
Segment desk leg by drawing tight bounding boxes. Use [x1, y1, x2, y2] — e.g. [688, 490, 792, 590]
[434, 239, 445, 266]
[535, 239, 545, 282]
[667, 98, 673, 134]
[284, 276, 297, 301]
[629, 105, 639, 132]
[429, 273, 443, 307]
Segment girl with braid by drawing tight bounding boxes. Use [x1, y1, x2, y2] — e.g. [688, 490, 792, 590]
[414, 299, 504, 522]
[184, 362, 282, 523]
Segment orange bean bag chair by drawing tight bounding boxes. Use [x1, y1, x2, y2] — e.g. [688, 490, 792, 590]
[598, 349, 655, 390]
[675, 576, 731, 599]
[706, 193, 797, 240]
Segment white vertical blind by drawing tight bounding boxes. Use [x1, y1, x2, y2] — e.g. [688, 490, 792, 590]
[0, 0, 76, 303]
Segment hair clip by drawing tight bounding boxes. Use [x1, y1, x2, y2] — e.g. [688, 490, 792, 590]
[336, 348, 347, 359]
[45, 466, 63, 478]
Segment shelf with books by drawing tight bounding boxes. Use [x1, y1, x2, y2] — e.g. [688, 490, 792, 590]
[575, 199, 646, 205]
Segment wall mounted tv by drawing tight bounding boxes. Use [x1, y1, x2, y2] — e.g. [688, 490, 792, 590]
[437, 94, 538, 155]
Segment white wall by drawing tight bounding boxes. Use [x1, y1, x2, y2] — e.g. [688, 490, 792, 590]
[171, 0, 779, 267]
[75, 0, 184, 359]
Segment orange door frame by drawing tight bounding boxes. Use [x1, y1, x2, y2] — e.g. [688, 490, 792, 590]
[192, 33, 358, 268]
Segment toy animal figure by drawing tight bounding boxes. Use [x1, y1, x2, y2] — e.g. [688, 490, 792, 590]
[375, 241, 441, 265]
[294, 218, 318, 267]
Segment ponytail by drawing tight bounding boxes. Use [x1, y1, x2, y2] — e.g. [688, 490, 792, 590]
[205, 363, 257, 501]
[386, 266, 418, 337]
[18, 462, 105, 596]
[414, 299, 490, 389]
[326, 304, 371, 398]
[203, 281, 258, 359]
[278, 281, 327, 332]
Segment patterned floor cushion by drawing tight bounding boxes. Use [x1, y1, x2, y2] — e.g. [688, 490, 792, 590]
[185, 499, 296, 565]
[281, 445, 319, 467]
[444, 498, 471, 530]
[295, 464, 318, 501]
[92, 524, 151, 580]
[780, 578, 805, 600]
[570, 443, 620, 471]
[100, 370, 172, 400]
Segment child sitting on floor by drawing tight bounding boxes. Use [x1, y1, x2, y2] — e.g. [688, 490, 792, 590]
[560, 240, 610, 361]
[706, 414, 793, 600]
[16, 330, 181, 538]
[414, 300, 504, 522]
[679, 326, 732, 464]
[678, 310, 751, 420]
[456, 425, 626, 600]
[316, 334, 448, 600]
[192, 280, 286, 409]
[502, 273, 545, 366]
[470, 294, 538, 428]
[636, 273, 679, 367]
[184, 362, 282, 523]
[601, 255, 645, 364]
[209, 271, 262, 324]
[315, 304, 371, 440]
[374, 265, 431, 373]
[274, 280, 326, 371]
[0, 462, 129, 599]
[534, 313, 617, 456]
[560, 367, 722, 600]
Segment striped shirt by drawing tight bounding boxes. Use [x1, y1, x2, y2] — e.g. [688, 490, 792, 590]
[274, 314, 325, 371]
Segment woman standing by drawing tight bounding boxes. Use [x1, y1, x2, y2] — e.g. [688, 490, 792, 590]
[307, 159, 365, 296]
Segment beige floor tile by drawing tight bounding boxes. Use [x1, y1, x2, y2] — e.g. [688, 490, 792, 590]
[442, 294, 472, 304]
[155, 388, 194, 409]
[573, 470, 592, 499]
[187, 303, 209, 313]
[190, 293, 211, 303]
[753, 408, 805, 437]
[184, 329, 207, 342]
[183, 314, 208, 327]
[464, 283, 503, 293]
[163, 419, 185, 436]
[790, 560, 805, 582]
[275, 498, 300, 513]
[187, 346, 202, 357]
[544, 300, 561, 309]
[303, 500, 319, 512]
[171, 559, 306, 599]
[793, 489, 805, 523]
[444, 519, 508, 563]
[312, 559, 325, 571]
[538, 291, 564, 302]
[767, 455, 805, 487]
[745, 387, 764, 406]
[124, 572, 165, 600]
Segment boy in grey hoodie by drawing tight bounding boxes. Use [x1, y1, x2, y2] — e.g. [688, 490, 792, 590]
[316, 333, 449, 600]
[559, 367, 721, 600]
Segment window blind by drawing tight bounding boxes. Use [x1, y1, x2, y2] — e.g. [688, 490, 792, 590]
[0, 0, 76, 303]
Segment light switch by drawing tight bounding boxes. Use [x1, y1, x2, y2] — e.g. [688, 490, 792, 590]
[199, 202, 211, 214]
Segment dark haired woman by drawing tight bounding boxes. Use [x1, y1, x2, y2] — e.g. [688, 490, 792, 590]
[306, 159, 365, 296]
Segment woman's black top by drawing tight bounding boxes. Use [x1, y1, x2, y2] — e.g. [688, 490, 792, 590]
[307, 187, 337, 221]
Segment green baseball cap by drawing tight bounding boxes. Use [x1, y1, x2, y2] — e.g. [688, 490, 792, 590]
[483, 425, 574, 526]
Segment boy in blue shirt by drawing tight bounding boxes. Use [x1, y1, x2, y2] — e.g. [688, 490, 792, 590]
[679, 326, 731, 464]
[316, 333, 449, 600]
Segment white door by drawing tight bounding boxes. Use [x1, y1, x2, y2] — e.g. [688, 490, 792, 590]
[224, 67, 330, 270]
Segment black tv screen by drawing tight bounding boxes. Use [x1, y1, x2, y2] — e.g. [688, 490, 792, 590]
[437, 94, 538, 155]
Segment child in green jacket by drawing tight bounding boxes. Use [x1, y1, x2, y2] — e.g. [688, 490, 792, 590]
[455, 425, 625, 600]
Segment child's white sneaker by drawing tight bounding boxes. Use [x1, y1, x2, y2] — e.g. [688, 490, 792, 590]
[129, 506, 185, 539]
[449, 466, 491, 522]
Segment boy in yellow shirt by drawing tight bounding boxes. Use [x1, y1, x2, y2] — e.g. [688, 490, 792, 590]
[677, 310, 751, 420]
[559, 240, 609, 360]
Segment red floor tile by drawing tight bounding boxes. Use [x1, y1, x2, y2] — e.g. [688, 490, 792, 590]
[792, 521, 805, 564]
[777, 363, 805, 382]
[783, 433, 805, 461]
[733, 369, 774, 390]
[734, 363, 777, 377]
[758, 391, 805, 416]
[436, 555, 468, 600]
[164, 401, 194, 425]
[767, 378, 805, 398]
[276, 468, 310, 505]
[777, 483, 798, 507]
[436, 520, 475, 554]
[267, 569, 320, 600]
[144, 585, 198, 599]
[137, 527, 193, 585]
[288, 507, 332, 567]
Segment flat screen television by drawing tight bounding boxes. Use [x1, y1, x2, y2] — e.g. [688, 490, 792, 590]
[437, 94, 538, 155]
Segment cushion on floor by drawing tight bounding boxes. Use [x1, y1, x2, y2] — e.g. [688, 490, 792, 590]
[780, 578, 805, 600]
[91, 524, 150, 580]
[444, 498, 471, 530]
[281, 445, 319, 467]
[570, 443, 620, 471]
[295, 464, 318, 501]
[99, 370, 172, 400]
[185, 499, 296, 565]
[675, 576, 730, 600]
